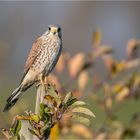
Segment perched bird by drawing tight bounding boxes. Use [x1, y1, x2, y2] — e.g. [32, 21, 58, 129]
[3, 25, 62, 112]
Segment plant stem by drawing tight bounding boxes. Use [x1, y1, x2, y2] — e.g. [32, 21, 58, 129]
[35, 84, 46, 114]
[35, 84, 50, 140]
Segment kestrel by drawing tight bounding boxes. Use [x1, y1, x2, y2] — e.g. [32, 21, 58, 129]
[3, 25, 62, 112]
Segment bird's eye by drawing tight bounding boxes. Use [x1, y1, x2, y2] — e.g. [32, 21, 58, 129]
[48, 27, 51, 31]
[58, 27, 61, 32]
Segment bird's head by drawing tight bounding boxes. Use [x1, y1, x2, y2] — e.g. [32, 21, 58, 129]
[47, 25, 62, 38]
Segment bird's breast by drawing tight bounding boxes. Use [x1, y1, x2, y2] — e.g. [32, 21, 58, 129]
[31, 38, 61, 77]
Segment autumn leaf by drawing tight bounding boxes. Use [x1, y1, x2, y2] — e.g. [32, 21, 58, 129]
[105, 97, 112, 109]
[102, 55, 117, 77]
[126, 39, 139, 59]
[50, 123, 59, 140]
[68, 53, 85, 77]
[71, 124, 93, 138]
[124, 59, 140, 69]
[94, 45, 113, 58]
[92, 28, 101, 48]
[78, 71, 89, 91]
[116, 87, 129, 101]
[55, 52, 65, 73]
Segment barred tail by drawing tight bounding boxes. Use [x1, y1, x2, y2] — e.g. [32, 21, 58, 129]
[3, 86, 22, 112]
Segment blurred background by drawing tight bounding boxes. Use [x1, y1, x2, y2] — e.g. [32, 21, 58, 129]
[1, 1, 140, 139]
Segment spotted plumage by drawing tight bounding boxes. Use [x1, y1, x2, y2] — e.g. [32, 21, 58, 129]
[3, 25, 62, 112]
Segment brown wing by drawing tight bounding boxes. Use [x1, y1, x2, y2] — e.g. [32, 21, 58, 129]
[20, 37, 42, 84]
[24, 37, 42, 72]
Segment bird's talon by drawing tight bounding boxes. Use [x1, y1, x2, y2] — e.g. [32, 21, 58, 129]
[36, 83, 40, 88]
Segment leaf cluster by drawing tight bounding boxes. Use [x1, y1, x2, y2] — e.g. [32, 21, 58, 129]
[1, 84, 95, 139]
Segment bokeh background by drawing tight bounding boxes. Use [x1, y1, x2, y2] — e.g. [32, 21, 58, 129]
[1, 1, 140, 139]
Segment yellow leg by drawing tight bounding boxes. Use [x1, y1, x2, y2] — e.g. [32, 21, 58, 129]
[39, 75, 45, 88]
[44, 76, 48, 86]
[40, 76, 44, 86]
[36, 74, 44, 88]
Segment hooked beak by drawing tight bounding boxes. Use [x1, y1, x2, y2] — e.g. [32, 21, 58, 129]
[51, 28, 57, 35]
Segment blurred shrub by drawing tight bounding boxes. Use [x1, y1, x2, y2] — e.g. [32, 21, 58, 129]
[1, 28, 140, 139]
[50, 29, 140, 139]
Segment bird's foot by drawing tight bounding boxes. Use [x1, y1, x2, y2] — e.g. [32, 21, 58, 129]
[36, 82, 40, 88]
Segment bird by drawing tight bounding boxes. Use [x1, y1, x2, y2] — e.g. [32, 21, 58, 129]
[3, 25, 62, 112]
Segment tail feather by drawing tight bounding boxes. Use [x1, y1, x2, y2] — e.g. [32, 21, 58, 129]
[3, 86, 22, 112]
[6, 86, 21, 102]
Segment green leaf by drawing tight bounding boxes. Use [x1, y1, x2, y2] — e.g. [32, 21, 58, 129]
[40, 103, 45, 110]
[30, 114, 40, 123]
[15, 120, 22, 136]
[47, 85, 59, 99]
[45, 107, 55, 116]
[28, 128, 40, 137]
[40, 103, 45, 117]
[72, 107, 95, 118]
[44, 107, 50, 114]
[9, 128, 14, 134]
[41, 126, 51, 139]
[44, 115, 50, 124]
[71, 101, 86, 107]
[47, 85, 61, 107]
[11, 120, 22, 136]
[40, 124, 50, 134]
[63, 92, 77, 107]
[63, 92, 72, 104]
[67, 98, 77, 107]
[72, 115, 90, 126]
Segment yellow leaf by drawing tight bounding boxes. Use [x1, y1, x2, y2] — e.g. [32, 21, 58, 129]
[29, 113, 40, 123]
[92, 28, 101, 48]
[116, 61, 125, 72]
[112, 83, 123, 93]
[50, 123, 59, 140]
[71, 124, 93, 138]
[116, 87, 129, 101]
[44, 95, 54, 102]
[78, 71, 89, 91]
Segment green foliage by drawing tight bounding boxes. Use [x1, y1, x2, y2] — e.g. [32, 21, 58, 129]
[1, 84, 95, 139]
[1, 119, 21, 140]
